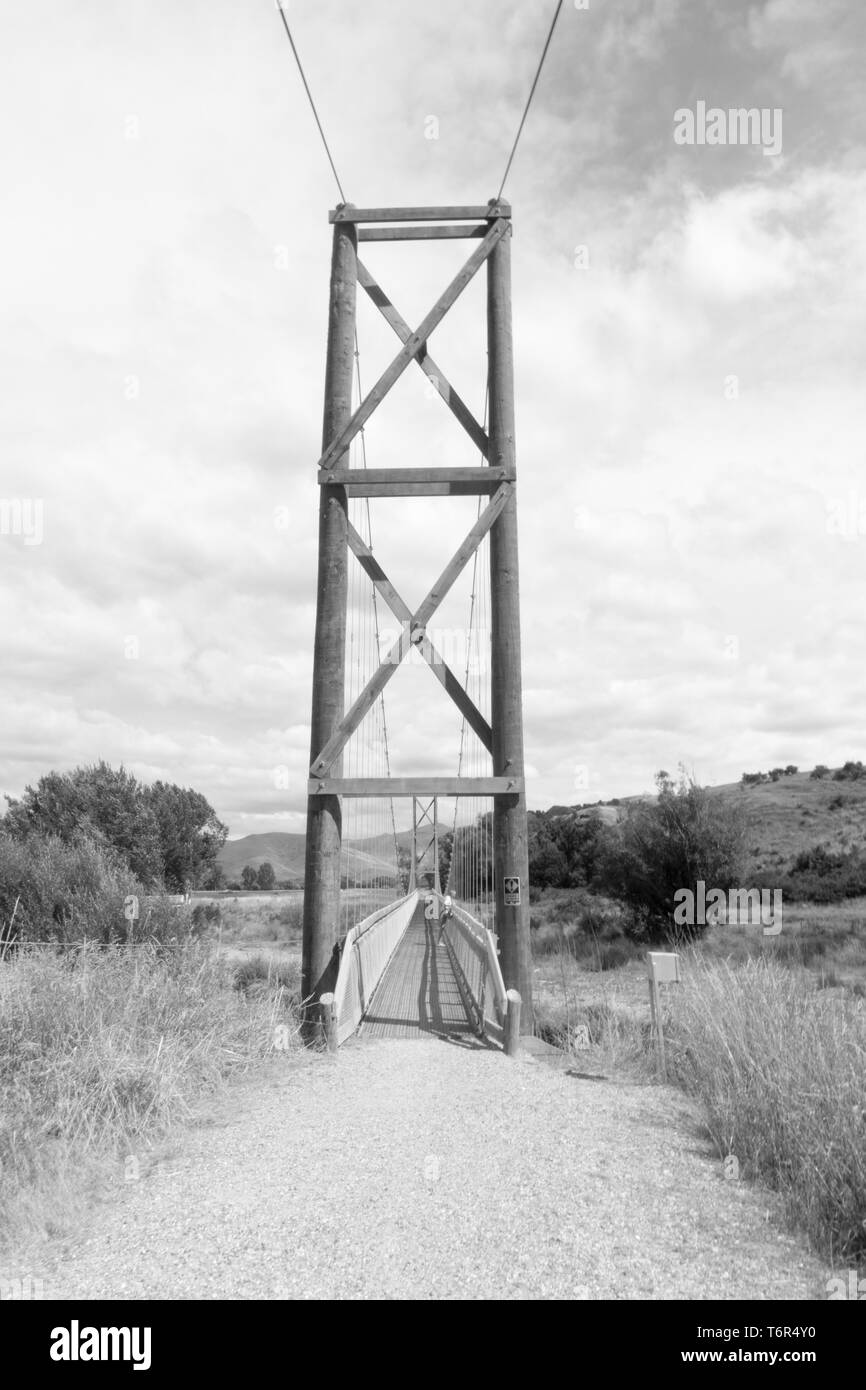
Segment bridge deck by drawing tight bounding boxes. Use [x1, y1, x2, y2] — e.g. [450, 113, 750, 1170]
[360, 901, 476, 1041]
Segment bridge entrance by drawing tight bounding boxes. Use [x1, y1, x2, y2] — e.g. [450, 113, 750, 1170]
[301, 202, 532, 1047]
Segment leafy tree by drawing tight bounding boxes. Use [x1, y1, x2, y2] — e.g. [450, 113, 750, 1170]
[527, 814, 567, 888]
[256, 861, 276, 891]
[810, 765, 829, 780]
[3, 763, 227, 892]
[198, 861, 224, 891]
[3, 762, 163, 885]
[144, 781, 227, 892]
[241, 865, 258, 890]
[597, 769, 748, 942]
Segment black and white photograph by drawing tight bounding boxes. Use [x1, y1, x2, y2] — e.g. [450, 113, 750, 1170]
[1, 0, 864, 1341]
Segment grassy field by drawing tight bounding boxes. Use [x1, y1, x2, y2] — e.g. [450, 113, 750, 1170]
[529, 886, 866, 1264]
[3, 885, 863, 1269]
[0, 934, 302, 1256]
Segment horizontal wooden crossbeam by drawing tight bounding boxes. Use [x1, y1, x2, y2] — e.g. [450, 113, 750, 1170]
[320, 468, 511, 497]
[330, 205, 510, 224]
[308, 778, 523, 797]
[357, 225, 489, 242]
[357, 259, 488, 456]
[317, 220, 506, 472]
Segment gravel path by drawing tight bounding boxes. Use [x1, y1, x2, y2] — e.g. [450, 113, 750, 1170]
[22, 1041, 827, 1300]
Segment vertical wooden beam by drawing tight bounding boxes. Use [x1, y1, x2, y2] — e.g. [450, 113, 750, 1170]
[487, 203, 533, 1033]
[302, 210, 357, 1016]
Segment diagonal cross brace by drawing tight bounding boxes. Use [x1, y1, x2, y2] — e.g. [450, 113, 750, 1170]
[344, 521, 493, 755]
[309, 483, 513, 777]
[317, 218, 506, 473]
[356, 260, 489, 457]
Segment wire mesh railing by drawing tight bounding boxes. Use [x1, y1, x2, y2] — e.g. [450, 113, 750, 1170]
[332, 890, 418, 1045]
[434, 891, 508, 1042]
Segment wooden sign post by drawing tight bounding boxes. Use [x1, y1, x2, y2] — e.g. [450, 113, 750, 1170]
[647, 951, 681, 1080]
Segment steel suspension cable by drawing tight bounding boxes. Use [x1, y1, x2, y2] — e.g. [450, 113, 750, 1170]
[497, 0, 565, 199]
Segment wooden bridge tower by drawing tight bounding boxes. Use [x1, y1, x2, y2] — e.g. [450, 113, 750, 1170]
[301, 201, 532, 1031]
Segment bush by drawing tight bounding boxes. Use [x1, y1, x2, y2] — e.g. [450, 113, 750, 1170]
[191, 902, 221, 936]
[834, 760, 866, 782]
[765, 843, 866, 903]
[810, 765, 830, 779]
[597, 769, 748, 942]
[0, 830, 189, 949]
[741, 770, 767, 786]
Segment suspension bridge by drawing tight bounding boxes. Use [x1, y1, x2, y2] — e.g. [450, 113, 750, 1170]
[273, 6, 571, 1051]
[301, 199, 531, 1053]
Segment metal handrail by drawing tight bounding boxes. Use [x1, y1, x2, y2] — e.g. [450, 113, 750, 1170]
[332, 891, 418, 1045]
[429, 891, 508, 1039]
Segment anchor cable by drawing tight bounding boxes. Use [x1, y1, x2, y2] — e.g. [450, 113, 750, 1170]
[497, 0, 565, 199]
[275, 7, 347, 202]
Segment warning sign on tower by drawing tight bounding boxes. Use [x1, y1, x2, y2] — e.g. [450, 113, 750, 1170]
[503, 876, 521, 906]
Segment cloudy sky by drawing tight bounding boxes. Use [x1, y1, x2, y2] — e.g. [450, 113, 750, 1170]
[2, 0, 865, 837]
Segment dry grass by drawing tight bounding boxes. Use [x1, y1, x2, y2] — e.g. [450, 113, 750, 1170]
[531, 910, 866, 1264]
[0, 940, 302, 1254]
[666, 954, 866, 1262]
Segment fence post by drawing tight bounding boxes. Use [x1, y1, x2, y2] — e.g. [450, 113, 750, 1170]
[504, 989, 522, 1058]
[320, 992, 338, 1054]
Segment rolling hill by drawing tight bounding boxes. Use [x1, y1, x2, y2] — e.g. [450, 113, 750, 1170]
[220, 767, 866, 884]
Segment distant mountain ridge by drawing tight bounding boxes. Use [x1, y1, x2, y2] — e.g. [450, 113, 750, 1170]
[219, 767, 866, 882]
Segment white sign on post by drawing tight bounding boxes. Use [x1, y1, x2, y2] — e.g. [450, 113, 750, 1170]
[647, 951, 681, 984]
[646, 951, 681, 1079]
[503, 876, 521, 906]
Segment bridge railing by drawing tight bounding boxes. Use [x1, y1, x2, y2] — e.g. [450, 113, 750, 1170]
[433, 893, 508, 1043]
[332, 891, 419, 1045]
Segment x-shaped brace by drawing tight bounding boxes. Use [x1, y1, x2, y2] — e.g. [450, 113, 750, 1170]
[309, 483, 513, 777]
[316, 218, 506, 473]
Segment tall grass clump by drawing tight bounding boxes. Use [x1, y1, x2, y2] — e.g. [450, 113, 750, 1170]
[0, 941, 301, 1252]
[669, 955, 866, 1263]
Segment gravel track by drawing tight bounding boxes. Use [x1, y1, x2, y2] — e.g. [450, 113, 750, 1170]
[23, 1040, 827, 1300]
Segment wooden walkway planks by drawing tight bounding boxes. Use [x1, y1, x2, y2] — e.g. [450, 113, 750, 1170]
[360, 902, 475, 1041]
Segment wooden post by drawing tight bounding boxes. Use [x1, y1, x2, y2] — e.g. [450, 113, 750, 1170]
[302, 209, 357, 1019]
[504, 988, 522, 1057]
[647, 952, 680, 1081]
[649, 972, 666, 1079]
[320, 992, 338, 1054]
[487, 201, 533, 1032]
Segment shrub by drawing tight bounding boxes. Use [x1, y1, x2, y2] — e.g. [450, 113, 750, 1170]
[833, 760, 865, 781]
[597, 770, 748, 942]
[765, 844, 866, 903]
[810, 765, 830, 779]
[0, 830, 192, 949]
[191, 902, 221, 936]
